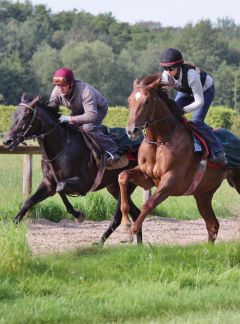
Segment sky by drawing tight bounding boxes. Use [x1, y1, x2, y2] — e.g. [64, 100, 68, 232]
[28, 0, 240, 27]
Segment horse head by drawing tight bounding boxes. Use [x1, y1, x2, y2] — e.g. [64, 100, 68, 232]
[3, 93, 57, 150]
[126, 73, 163, 140]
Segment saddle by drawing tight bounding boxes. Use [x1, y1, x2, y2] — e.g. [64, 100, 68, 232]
[66, 124, 141, 192]
[182, 120, 209, 160]
[80, 126, 141, 170]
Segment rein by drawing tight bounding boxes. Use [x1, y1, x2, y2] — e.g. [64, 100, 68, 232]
[19, 103, 59, 141]
[135, 85, 177, 145]
[18, 102, 71, 184]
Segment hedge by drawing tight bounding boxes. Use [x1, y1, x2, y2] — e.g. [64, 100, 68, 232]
[0, 104, 237, 135]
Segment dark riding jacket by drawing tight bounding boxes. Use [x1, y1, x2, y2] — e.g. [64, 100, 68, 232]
[173, 64, 207, 95]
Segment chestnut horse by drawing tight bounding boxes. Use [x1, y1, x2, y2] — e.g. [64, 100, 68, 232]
[119, 73, 240, 243]
[3, 95, 142, 244]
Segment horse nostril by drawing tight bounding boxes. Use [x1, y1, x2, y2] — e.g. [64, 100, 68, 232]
[3, 138, 13, 147]
[133, 127, 139, 134]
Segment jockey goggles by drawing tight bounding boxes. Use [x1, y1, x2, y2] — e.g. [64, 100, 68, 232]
[163, 65, 179, 71]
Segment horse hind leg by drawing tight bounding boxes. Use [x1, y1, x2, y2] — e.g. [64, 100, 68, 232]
[58, 192, 84, 223]
[194, 189, 219, 243]
[227, 169, 240, 194]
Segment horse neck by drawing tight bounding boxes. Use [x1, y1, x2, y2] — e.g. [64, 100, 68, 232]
[146, 100, 178, 142]
[36, 108, 67, 160]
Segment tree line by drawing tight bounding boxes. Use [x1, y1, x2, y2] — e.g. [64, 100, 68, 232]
[0, 0, 240, 109]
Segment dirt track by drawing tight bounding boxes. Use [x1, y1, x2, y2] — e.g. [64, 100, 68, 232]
[27, 216, 240, 255]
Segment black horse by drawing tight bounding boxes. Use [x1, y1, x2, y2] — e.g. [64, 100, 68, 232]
[3, 95, 142, 244]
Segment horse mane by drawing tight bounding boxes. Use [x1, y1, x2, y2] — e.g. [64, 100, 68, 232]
[139, 73, 162, 86]
[139, 73, 183, 119]
[38, 100, 61, 121]
[21, 93, 61, 122]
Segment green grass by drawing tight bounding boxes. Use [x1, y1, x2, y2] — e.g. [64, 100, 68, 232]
[1, 154, 240, 222]
[0, 223, 240, 323]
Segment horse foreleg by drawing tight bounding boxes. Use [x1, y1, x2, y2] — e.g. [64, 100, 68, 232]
[119, 167, 152, 225]
[194, 189, 219, 243]
[58, 192, 84, 223]
[14, 180, 55, 223]
[131, 174, 175, 235]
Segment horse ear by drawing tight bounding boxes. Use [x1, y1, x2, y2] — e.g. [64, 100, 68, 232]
[133, 79, 139, 88]
[149, 77, 161, 90]
[29, 95, 40, 108]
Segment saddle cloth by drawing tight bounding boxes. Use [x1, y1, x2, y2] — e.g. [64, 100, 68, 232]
[79, 125, 142, 170]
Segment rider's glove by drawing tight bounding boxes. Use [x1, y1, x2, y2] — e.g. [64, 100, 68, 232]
[179, 107, 186, 115]
[59, 115, 71, 123]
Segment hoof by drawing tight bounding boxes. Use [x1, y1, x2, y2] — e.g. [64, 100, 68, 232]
[13, 218, 20, 225]
[119, 223, 131, 234]
[120, 234, 134, 244]
[76, 212, 84, 223]
[119, 224, 133, 244]
[92, 239, 104, 246]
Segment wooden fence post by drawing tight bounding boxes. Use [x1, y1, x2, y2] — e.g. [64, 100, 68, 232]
[0, 145, 40, 197]
[23, 153, 32, 198]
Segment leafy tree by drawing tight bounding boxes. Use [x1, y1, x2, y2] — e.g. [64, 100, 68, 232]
[31, 43, 62, 95]
[60, 40, 115, 97]
[175, 20, 229, 73]
[0, 52, 37, 104]
[0, 0, 33, 23]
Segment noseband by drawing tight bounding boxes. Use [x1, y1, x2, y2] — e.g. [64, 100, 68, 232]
[134, 85, 177, 145]
[135, 85, 173, 129]
[18, 102, 70, 164]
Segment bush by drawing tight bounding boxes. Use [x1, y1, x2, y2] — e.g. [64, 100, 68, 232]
[0, 105, 15, 133]
[230, 114, 240, 137]
[205, 106, 237, 129]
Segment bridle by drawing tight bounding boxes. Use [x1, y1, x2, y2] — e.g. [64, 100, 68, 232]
[133, 85, 177, 145]
[18, 102, 59, 142]
[18, 102, 70, 164]
[135, 85, 174, 128]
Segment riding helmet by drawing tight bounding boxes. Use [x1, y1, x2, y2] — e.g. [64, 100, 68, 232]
[160, 48, 184, 67]
[53, 67, 75, 85]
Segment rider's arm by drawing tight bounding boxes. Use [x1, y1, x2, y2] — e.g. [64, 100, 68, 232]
[48, 86, 61, 111]
[71, 86, 98, 124]
[183, 70, 204, 113]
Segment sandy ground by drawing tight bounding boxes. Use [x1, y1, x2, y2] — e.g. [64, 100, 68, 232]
[27, 216, 240, 255]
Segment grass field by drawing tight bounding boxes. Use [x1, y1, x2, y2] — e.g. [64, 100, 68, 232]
[0, 223, 240, 323]
[1, 145, 240, 323]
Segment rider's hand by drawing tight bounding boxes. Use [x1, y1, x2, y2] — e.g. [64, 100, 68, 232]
[59, 115, 71, 123]
[179, 107, 186, 115]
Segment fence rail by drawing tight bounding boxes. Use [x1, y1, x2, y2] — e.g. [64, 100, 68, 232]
[0, 144, 151, 201]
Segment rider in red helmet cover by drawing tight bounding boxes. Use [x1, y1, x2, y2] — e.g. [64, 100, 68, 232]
[49, 67, 120, 165]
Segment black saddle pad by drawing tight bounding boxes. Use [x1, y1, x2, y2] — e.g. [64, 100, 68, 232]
[108, 127, 143, 154]
[214, 128, 240, 167]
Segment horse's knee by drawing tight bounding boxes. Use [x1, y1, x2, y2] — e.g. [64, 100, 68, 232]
[118, 171, 129, 185]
